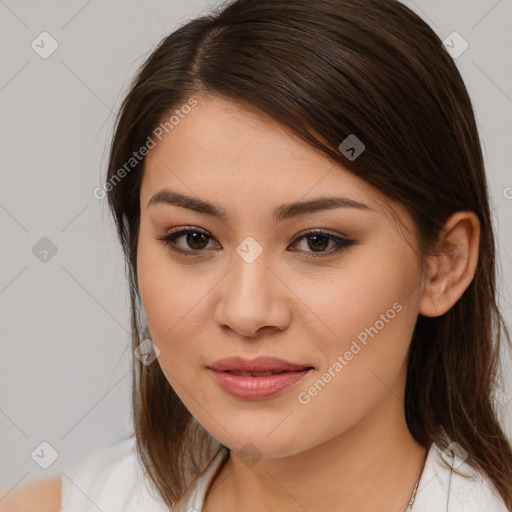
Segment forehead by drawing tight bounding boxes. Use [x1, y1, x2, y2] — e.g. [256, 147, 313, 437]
[144, 94, 340, 184]
[140, 94, 407, 227]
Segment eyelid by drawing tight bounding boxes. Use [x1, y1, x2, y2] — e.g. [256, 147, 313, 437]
[293, 227, 349, 239]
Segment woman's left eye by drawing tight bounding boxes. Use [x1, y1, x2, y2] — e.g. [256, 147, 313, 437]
[156, 228, 355, 258]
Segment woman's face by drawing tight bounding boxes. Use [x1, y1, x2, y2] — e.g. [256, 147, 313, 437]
[137, 94, 427, 457]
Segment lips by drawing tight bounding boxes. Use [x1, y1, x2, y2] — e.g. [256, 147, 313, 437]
[207, 356, 314, 400]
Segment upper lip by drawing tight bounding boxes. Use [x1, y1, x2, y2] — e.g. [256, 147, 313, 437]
[207, 356, 313, 373]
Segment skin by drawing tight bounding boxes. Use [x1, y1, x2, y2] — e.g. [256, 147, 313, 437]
[136, 93, 480, 512]
[0, 476, 61, 512]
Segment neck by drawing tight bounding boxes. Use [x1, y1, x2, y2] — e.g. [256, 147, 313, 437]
[204, 391, 428, 512]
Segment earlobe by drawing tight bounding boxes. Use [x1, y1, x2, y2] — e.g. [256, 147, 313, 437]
[418, 211, 480, 318]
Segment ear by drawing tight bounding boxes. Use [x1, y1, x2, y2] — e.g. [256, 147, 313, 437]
[418, 211, 480, 318]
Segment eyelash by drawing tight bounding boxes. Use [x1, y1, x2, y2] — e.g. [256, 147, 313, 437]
[155, 227, 355, 258]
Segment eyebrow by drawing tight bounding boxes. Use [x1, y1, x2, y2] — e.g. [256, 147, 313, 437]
[147, 189, 371, 222]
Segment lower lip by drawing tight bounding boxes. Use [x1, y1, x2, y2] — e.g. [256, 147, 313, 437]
[208, 368, 312, 400]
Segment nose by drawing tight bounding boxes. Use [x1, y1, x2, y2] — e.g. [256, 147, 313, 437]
[214, 250, 291, 338]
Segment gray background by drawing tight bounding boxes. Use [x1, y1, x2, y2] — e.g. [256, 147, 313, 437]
[1, 0, 511, 490]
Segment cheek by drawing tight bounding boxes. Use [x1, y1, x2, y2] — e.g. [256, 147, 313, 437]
[290, 272, 418, 444]
[293, 249, 421, 402]
[297, 247, 420, 349]
[136, 234, 216, 368]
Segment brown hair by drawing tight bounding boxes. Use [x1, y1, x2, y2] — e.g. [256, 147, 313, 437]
[105, 0, 512, 507]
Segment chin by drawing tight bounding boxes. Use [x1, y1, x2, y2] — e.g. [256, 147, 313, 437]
[210, 426, 311, 460]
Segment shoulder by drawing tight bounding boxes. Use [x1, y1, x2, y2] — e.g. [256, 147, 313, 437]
[0, 476, 61, 512]
[413, 441, 510, 512]
[59, 436, 169, 512]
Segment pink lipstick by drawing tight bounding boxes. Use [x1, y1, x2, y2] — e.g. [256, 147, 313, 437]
[207, 356, 314, 400]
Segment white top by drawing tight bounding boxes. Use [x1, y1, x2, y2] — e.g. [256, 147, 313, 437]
[59, 436, 510, 512]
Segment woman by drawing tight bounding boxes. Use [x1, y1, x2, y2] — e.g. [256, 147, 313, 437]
[6, 0, 512, 510]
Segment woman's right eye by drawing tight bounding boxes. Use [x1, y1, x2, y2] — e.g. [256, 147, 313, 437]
[156, 228, 219, 256]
